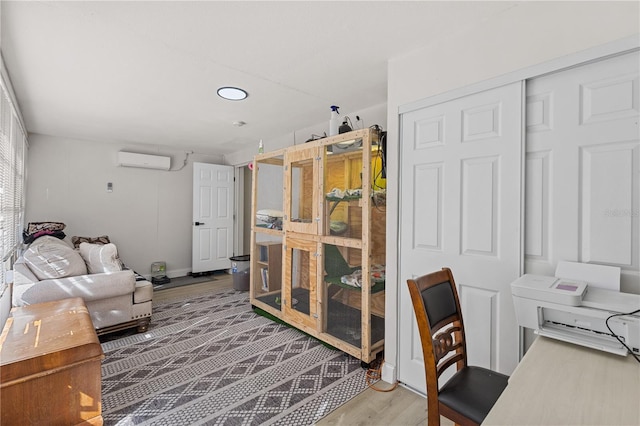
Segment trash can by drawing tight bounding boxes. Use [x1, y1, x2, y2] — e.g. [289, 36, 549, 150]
[230, 254, 250, 272]
[232, 269, 250, 291]
[230, 255, 250, 291]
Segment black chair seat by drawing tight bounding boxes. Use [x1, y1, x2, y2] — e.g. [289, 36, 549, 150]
[438, 366, 509, 424]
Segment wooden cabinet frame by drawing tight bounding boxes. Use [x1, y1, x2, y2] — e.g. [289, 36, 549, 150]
[250, 128, 385, 363]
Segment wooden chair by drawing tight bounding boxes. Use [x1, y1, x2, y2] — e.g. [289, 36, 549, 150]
[406, 267, 509, 426]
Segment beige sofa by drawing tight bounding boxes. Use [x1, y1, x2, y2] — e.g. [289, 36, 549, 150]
[12, 235, 152, 335]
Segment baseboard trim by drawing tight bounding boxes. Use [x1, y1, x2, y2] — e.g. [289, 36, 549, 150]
[140, 268, 193, 281]
[167, 268, 192, 279]
[381, 360, 396, 384]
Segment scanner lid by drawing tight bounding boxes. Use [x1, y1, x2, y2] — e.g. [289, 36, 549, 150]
[511, 274, 587, 306]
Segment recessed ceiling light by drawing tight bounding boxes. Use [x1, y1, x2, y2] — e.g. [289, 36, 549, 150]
[217, 86, 248, 101]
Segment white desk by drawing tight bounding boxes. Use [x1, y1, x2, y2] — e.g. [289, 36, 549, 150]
[483, 336, 640, 425]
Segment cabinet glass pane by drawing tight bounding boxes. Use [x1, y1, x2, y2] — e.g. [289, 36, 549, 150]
[289, 159, 314, 225]
[255, 155, 284, 230]
[321, 244, 381, 348]
[289, 246, 311, 316]
[323, 142, 363, 239]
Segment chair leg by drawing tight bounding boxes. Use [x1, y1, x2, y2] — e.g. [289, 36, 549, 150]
[427, 401, 441, 426]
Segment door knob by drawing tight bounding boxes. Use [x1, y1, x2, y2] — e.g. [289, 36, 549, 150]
[195, 221, 205, 226]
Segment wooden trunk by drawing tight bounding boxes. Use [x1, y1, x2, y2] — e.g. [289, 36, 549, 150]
[0, 297, 104, 425]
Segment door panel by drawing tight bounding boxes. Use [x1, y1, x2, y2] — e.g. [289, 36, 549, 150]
[192, 162, 234, 273]
[283, 236, 318, 329]
[461, 156, 499, 256]
[582, 143, 635, 265]
[413, 163, 443, 251]
[460, 285, 497, 368]
[399, 82, 523, 392]
[525, 51, 639, 292]
[284, 146, 319, 235]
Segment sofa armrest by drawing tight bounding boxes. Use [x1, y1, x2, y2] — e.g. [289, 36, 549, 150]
[13, 257, 39, 285]
[13, 270, 136, 307]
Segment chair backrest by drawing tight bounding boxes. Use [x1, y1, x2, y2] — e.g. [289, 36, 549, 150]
[406, 268, 468, 420]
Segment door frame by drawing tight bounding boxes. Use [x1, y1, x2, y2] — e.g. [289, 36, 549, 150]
[384, 35, 640, 386]
[234, 164, 248, 257]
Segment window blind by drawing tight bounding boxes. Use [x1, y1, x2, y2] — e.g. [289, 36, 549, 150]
[0, 76, 27, 292]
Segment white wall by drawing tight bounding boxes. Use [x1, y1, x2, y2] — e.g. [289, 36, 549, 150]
[383, 1, 640, 383]
[25, 134, 223, 278]
[25, 103, 387, 278]
[224, 103, 387, 166]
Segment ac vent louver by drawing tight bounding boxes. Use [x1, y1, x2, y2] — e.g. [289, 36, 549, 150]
[117, 152, 171, 170]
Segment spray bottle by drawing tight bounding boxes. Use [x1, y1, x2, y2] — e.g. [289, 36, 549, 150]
[329, 105, 340, 136]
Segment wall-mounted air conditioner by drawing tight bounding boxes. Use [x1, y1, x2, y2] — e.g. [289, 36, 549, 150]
[117, 152, 171, 170]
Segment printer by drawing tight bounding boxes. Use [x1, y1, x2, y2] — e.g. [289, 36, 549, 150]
[511, 262, 640, 356]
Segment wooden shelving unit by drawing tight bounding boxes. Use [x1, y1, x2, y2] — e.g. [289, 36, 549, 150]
[250, 128, 386, 364]
[255, 241, 282, 292]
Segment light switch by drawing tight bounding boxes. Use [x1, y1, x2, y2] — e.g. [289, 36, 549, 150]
[107, 182, 113, 192]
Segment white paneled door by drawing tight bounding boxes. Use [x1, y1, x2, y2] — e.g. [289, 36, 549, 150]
[525, 51, 639, 291]
[192, 162, 234, 274]
[399, 82, 524, 392]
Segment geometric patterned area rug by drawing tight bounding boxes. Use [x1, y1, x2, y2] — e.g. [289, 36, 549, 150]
[100, 287, 369, 425]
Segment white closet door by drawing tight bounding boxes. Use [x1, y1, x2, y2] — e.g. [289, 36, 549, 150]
[398, 82, 523, 392]
[525, 51, 639, 292]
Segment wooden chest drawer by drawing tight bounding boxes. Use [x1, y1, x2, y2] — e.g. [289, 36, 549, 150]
[0, 297, 104, 425]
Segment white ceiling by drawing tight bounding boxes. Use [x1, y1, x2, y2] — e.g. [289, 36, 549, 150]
[1, 1, 518, 156]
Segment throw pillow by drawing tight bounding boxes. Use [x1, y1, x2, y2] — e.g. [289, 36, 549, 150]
[71, 235, 111, 249]
[78, 242, 122, 274]
[23, 236, 88, 280]
[256, 209, 284, 224]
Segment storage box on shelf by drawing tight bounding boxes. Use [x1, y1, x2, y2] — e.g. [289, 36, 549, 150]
[250, 128, 386, 364]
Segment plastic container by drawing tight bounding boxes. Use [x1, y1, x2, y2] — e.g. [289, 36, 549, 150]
[150, 261, 166, 278]
[150, 261, 170, 284]
[329, 105, 340, 136]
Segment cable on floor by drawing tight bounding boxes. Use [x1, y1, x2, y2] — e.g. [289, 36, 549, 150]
[366, 359, 399, 392]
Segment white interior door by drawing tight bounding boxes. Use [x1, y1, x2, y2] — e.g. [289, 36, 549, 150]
[525, 50, 639, 293]
[398, 82, 524, 393]
[192, 162, 234, 274]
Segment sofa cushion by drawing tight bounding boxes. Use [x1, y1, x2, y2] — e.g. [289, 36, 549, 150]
[13, 270, 136, 307]
[79, 242, 123, 274]
[23, 236, 88, 280]
[134, 279, 153, 304]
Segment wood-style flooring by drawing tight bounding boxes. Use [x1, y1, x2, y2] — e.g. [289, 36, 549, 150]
[153, 275, 233, 302]
[154, 274, 448, 425]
